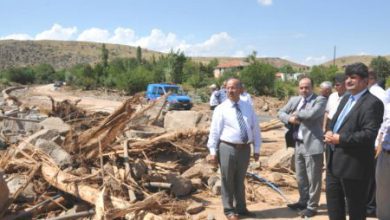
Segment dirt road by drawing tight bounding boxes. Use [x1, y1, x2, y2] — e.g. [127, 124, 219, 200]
[29, 84, 123, 113]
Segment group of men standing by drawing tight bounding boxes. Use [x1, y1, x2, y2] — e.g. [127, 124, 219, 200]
[279, 62, 388, 219]
[206, 62, 389, 220]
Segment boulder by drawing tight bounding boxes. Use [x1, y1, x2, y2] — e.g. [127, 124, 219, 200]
[267, 148, 295, 170]
[166, 174, 192, 197]
[164, 111, 209, 132]
[39, 117, 71, 134]
[125, 125, 166, 139]
[6, 174, 36, 202]
[35, 139, 72, 167]
[181, 159, 216, 179]
[18, 129, 59, 149]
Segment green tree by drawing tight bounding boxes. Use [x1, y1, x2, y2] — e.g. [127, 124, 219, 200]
[240, 62, 277, 95]
[101, 43, 109, 69]
[2, 67, 35, 84]
[245, 51, 258, 64]
[136, 46, 142, 64]
[309, 65, 338, 85]
[370, 56, 390, 79]
[33, 63, 55, 83]
[279, 64, 294, 74]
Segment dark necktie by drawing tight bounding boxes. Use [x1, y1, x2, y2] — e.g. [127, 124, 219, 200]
[292, 98, 307, 141]
[234, 103, 249, 143]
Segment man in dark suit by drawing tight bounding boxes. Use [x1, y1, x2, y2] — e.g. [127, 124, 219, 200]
[324, 62, 384, 220]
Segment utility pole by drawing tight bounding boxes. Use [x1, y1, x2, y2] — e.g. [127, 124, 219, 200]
[333, 46, 336, 66]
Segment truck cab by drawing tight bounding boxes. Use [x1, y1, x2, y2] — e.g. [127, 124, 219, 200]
[146, 83, 193, 110]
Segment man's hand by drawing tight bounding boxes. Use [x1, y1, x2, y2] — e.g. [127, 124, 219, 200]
[324, 131, 340, 145]
[207, 154, 218, 167]
[288, 116, 300, 125]
[253, 153, 260, 162]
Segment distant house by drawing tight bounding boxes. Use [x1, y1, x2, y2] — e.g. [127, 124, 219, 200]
[275, 72, 304, 81]
[275, 72, 286, 81]
[213, 60, 249, 78]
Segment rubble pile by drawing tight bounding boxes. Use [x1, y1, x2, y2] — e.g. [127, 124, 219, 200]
[0, 86, 295, 219]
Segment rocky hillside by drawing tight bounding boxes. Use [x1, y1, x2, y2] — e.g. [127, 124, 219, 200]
[322, 55, 390, 68]
[0, 40, 307, 70]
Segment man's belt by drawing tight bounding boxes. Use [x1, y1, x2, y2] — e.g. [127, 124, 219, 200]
[220, 140, 250, 148]
[382, 149, 390, 154]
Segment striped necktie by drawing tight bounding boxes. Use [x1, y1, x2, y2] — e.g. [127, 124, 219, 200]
[234, 103, 249, 143]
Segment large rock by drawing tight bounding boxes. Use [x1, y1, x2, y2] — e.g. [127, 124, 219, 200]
[39, 117, 71, 134]
[181, 159, 216, 179]
[125, 125, 166, 139]
[164, 111, 210, 132]
[166, 174, 192, 197]
[35, 139, 72, 167]
[6, 174, 36, 202]
[267, 148, 295, 170]
[18, 129, 59, 149]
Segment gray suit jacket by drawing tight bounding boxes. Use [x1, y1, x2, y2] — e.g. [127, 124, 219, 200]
[278, 94, 327, 155]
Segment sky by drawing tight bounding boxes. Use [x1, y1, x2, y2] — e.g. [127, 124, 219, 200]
[1, 0, 389, 66]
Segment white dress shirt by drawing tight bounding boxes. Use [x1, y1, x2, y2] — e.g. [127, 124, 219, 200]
[207, 99, 261, 155]
[240, 92, 253, 106]
[369, 83, 386, 103]
[326, 92, 346, 120]
[209, 90, 219, 107]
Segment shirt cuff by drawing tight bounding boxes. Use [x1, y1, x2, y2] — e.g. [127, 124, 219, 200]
[209, 147, 216, 155]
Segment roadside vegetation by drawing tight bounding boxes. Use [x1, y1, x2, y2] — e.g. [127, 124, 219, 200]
[1, 44, 389, 100]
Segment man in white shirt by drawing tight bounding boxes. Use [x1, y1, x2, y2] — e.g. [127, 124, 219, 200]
[207, 78, 261, 220]
[366, 69, 386, 217]
[323, 74, 347, 131]
[368, 70, 386, 103]
[209, 84, 220, 110]
[320, 81, 333, 99]
[240, 88, 253, 106]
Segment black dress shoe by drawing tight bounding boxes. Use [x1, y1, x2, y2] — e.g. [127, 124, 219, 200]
[237, 210, 257, 217]
[225, 213, 239, 220]
[366, 210, 376, 217]
[287, 202, 307, 210]
[299, 208, 317, 218]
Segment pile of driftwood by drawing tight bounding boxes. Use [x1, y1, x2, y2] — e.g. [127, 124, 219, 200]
[0, 87, 291, 219]
[0, 92, 226, 220]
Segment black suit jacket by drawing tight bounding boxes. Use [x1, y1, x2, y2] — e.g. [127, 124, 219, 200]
[326, 90, 384, 180]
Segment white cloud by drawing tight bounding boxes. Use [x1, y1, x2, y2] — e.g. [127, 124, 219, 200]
[109, 27, 136, 44]
[77, 28, 110, 42]
[35, 24, 77, 40]
[182, 32, 235, 56]
[0, 34, 32, 40]
[134, 29, 184, 52]
[302, 56, 328, 66]
[258, 0, 273, 6]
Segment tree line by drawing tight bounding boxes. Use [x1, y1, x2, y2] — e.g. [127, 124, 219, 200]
[0, 44, 389, 99]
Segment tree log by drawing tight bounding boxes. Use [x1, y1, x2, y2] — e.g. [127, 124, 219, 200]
[40, 163, 131, 210]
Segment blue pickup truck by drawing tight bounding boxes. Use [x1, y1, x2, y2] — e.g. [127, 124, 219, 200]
[146, 83, 193, 110]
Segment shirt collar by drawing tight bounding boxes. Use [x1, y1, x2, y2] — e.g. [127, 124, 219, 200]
[350, 88, 367, 101]
[228, 99, 243, 107]
[301, 93, 314, 102]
